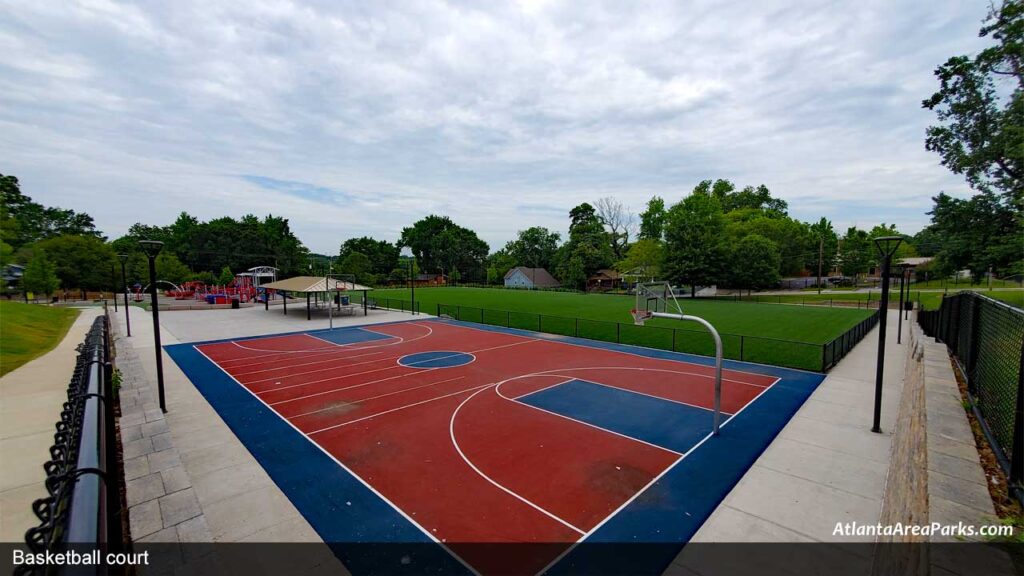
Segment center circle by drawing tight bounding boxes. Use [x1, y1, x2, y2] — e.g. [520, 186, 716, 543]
[398, 351, 475, 369]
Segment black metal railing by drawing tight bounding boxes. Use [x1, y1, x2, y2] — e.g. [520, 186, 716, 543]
[432, 303, 878, 373]
[922, 291, 1024, 505]
[20, 313, 123, 570]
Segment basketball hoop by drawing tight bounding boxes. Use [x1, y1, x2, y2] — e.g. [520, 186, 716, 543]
[630, 309, 653, 326]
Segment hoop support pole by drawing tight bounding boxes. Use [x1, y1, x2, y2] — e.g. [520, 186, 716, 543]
[650, 311, 723, 435]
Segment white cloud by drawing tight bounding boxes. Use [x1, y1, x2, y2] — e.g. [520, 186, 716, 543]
[0, 0, 990, 253]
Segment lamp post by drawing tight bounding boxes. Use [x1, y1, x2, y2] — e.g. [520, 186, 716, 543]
[118, 254, 131, 337]
[138, 240, 166, 413]
[110, 263, 118, 312]
[897, 263, 908, 344]
[871, 236, 903, 433]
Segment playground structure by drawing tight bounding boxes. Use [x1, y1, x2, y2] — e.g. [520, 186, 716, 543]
[133, 266, 281, 305]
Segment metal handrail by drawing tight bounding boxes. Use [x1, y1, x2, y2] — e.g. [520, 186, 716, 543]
[20, 314, 119, 570]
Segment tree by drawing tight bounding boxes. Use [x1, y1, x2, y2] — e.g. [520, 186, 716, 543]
[339, 252, 375, 284]
[33, 235, 116, 297]
[807, 218, 839, 282]
[1, 174, 102, 248]
[594, 197, 634, 259]
[638, 196, 666, 240]
[112, 212, 308, 277]
[868, 223, 917, 260]
[923, 191, 1022, 280]
[339, 237, 400, 276]
[486, 249, 517, 285]
[727, 214, 812, 276]
[399, 215, 489, 281]
[217, 266, 234, 286]
[923, 0, 1022, 204]
[840, 227, 872, 278]
[729, 235, 781, 294]
[156, 253, 191, 285]
[553, 203, 614, 287]
[22, 252, 59, 300]
[558, 252, 587, 291]
[615, 238, 664, 280]
[505, 227, 560, 271]
[663, 192, 728, 296]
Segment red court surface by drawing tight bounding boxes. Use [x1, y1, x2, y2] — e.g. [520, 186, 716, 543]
[192, 320, 780, 574]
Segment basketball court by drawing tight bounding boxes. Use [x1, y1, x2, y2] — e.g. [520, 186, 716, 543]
[166, 315, 823, 575]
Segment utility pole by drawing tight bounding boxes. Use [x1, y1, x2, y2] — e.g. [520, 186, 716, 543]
[817, 235, 824, 295]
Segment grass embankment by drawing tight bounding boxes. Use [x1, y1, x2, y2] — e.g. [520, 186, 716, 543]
[356, 287, 875, 371]
[0, 301, 80, 377]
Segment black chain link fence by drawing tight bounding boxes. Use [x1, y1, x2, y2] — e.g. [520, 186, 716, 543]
[920, 292, 1024, 503]
[430, 303, 877, 373]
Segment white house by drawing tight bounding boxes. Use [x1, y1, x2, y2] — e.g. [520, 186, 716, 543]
[503, 267, 560, 289]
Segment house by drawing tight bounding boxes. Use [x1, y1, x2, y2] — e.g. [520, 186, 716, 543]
[587, 269, 622, 292]
[867, 256, 934, 277]
[414, 273, 446, 287]
[2, 264, 24, 295]
[503, 267, 560, 289]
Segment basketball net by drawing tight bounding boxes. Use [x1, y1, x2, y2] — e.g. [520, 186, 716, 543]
[632, 281, 683, 325]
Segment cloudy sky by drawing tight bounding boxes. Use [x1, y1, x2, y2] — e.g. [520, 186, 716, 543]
[0, 0, 991, 254]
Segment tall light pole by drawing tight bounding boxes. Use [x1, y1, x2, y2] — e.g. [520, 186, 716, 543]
[118, 254, 131, 337]
[110, 263, 118, 312]
[871, 236, 903, 433]
[139, 240, 167, 413]
[897, 263, 908, 344]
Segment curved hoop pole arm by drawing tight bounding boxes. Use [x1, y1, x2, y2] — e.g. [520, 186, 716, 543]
[650, 312, 723, 436]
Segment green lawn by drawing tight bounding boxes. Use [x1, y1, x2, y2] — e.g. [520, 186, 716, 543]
[988, 291, 1024, 309]
[0, 301, 80, 377]
[713, 291, 947, 311]
[356, 287, 876, 371]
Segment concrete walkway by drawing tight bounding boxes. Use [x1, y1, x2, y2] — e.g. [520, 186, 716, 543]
[109, 305, 414, 574]
[671, 310, 908, 573]
[0, 308, 100, 542]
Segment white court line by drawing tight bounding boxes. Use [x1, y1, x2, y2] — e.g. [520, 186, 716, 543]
[494, 376, 684, 457]
[245, 353, 406, 387]
[534, 375, 781, 575]
[509, 375, 578, 400]
[231, 340, 335, 354]
[307, 382, 495, 436]
[289, 376, 467, 419]
[215, 322, 434, 368]
[232, 350, 386, 377]
[449, 385, 587, 535]
[266, 339, 539, 405]
[269, 369, 440, 406]
[191, 345, 481, 576]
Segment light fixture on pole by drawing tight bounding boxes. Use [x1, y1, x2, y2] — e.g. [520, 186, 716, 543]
[118, 254, 131, 337]
[870, 235, 903, 433]
[138, 240, 167, 413]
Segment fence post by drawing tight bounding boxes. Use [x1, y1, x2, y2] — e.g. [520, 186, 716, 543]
[507, 310, 510, 327]
[740, 336, 745, 361]
[436, 303, 440, 316]
[575, 317, 579, 338]
[672, 329, 677, 352]
[967, 295, 981, 385]
[616, 323, 621, 344]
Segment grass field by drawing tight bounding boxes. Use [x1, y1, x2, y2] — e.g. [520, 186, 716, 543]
[0, 301, 79, 377]
[354, 287, 876, 371]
